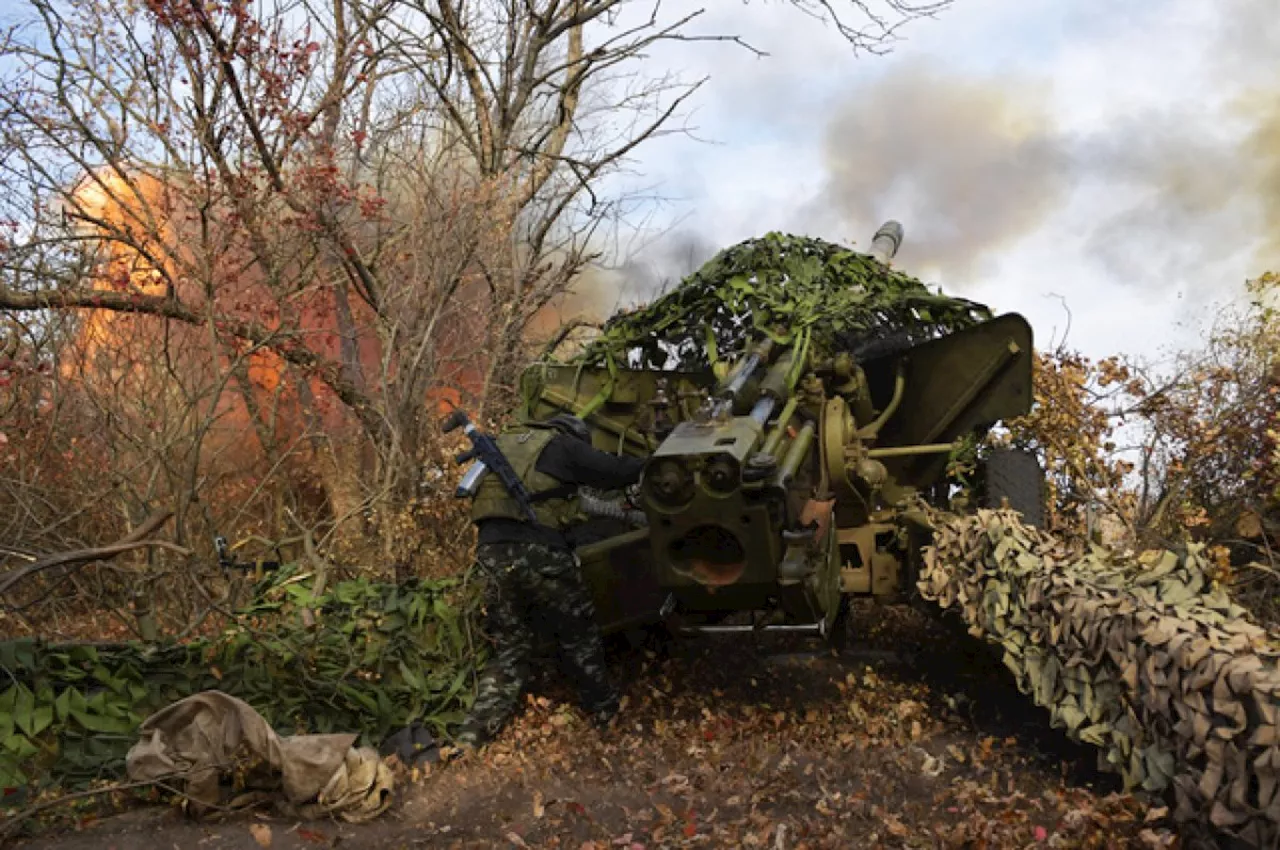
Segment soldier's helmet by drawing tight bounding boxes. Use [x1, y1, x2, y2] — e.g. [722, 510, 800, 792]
[545, 413, 591, 444]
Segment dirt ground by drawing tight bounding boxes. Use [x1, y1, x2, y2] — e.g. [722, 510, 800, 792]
[3, 603, 1224, 849]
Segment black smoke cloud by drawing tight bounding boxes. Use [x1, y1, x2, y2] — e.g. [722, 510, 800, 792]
[612, 230, 721, 299]
[537, 230, 720, 338]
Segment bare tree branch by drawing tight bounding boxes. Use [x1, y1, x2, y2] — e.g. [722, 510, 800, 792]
[0, 510, 188, 597]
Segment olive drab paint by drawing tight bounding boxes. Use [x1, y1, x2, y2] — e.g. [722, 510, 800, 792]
[489, 221, 1280, 840]
[470, 424, 585, 530]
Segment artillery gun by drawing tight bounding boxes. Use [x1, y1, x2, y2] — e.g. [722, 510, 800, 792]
[498, 223, 1042, 644]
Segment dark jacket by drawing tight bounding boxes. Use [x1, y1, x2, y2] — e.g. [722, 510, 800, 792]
[475, 434, 645, 550]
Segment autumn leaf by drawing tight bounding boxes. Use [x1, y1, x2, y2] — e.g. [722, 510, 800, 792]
[249, 823, 272, 848]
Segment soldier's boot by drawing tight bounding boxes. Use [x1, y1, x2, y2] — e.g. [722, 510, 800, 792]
[438, 729, 481, 764]
[447, 718, 489, 756]
[451, 719, 490, 749]
[586, 690, 622, 731]
[591, 708, 617, 731]
[381, 724, 441, 766]
[437, 745, 469, 764]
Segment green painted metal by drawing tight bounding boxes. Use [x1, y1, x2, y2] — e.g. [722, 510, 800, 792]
[517, 230, 1036, 638]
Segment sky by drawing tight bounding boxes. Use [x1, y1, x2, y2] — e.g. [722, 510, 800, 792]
[588, 0, 1280, 366]
[2, 0, 1271, 367]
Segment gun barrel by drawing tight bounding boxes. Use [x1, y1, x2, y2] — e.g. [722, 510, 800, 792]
[868, 220, 904, 264]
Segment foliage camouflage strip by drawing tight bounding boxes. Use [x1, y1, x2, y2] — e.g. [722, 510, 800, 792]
[0, 566, 483, 793]
[920, 509, 1280, 845]
[570, 232, 993, 371]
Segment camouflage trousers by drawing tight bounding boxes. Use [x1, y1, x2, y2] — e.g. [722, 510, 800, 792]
[455, 542, 618, 747]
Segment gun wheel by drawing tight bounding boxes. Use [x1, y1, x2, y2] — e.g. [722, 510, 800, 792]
[826, 595, 852, 653]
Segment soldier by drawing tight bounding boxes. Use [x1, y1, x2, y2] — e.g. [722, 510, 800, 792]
[452, 413, 645, 749]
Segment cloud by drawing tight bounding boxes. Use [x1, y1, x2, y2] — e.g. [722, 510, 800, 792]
[1240, 93, 1280, 261]
[805, 62, 1068, 279]
[802, 0, 1280, 302]
[530, 230, 720, 347]
[599, 0, 1280, 361]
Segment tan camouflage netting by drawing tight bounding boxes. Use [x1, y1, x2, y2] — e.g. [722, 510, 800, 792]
[919, 509, 1280, 845]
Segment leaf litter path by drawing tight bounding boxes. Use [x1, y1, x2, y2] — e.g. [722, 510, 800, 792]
[13, 603, 1209, 850]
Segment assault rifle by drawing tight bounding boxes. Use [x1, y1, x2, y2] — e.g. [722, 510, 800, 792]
[214, 535, 282, 572]
[442, 409, 539, 523]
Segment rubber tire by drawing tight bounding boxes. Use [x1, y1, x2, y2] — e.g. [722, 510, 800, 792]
[981, 447, 1046, 529]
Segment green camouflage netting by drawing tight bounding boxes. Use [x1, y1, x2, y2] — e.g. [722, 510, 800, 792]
[0, 568, 482, 792]
[572, 233, 992, 371]
[921, 509, 1280, 845]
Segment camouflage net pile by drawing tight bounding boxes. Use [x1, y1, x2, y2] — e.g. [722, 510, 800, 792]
[574, 233, 992, 371]
[921, 509, 1280, 844]
[0, 566, 483, 793]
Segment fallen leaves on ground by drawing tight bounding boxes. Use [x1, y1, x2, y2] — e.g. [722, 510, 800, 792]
[248, 822, 272, 847]
[14, 604, 1185, 850]
[402, 603, 1171, 850]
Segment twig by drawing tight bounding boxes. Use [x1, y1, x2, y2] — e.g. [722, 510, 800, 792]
[0, 776, 164, 839]
[0, 512, 190, 598]
[0, 758, 251, 841]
